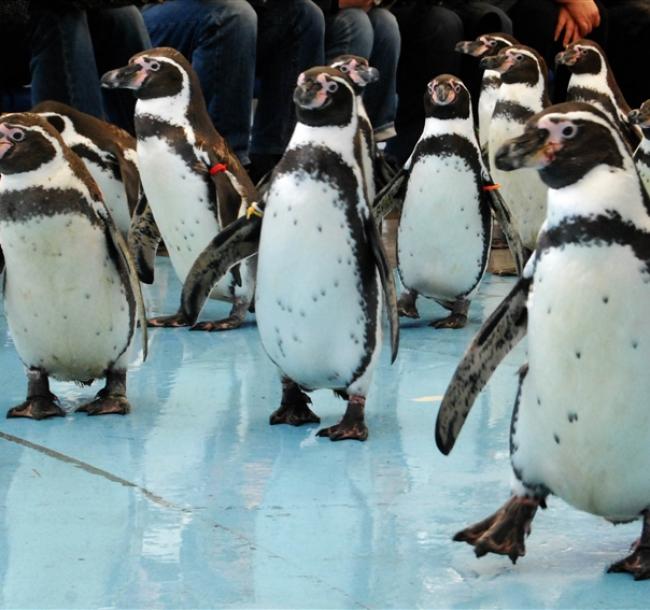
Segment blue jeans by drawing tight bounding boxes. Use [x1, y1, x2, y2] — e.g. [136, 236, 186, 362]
[142, 0, 324, 164]
[325, 7, 400, 138]
[29, 6, 151, 133]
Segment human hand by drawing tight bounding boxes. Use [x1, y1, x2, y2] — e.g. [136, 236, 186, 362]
[339, 0, 374, 10]
[557, 0, 601, 38]
[554, 6, 582, 46]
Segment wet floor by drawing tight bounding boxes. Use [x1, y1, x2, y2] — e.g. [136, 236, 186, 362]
[0, 257, 648, 609]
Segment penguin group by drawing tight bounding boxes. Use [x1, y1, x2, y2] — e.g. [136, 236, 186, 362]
[1, 32, 650, 581]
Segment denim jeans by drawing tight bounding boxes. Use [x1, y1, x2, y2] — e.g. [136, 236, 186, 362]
[325, 7, 399, 138]
[142, 0, 324, 165]
[29, 5, 151, 133]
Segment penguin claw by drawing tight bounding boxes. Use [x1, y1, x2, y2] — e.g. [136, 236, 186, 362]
[608, 544, 650, 580]
[430, 313, 468, 329]
[147, 313, 189, 328]
[316, 420, 369, 442]
[269, 402, 320, 426]
[77, 395, 131, 416]
[7, 396, 65, 420]
[190, 317, 244, 332]
[397, 302, 420, 319]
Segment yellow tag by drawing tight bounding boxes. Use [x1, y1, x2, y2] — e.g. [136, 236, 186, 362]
[246, 202, 264, 219]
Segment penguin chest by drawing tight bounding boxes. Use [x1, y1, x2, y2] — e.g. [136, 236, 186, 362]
[512, 243, 650, 520]
[137, 138, 222, 282]
[255, 172, 381, 391]
[84, 160, 132, 236]
[0, 214, 134, 381]
[397, 153, 489, 300]
[478, 86, 498, 150]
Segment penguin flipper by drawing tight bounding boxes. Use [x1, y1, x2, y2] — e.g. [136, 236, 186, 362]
[435, 276, 530, 455]
[484, 182, 526, 275]
[364, 214, 399, 362]
[181, 213, 262, 325]
[128, 199, 161, 285]
[114, 151, 141, 217]
[0, 245, 4, 274]
[371, 167, 408, 222]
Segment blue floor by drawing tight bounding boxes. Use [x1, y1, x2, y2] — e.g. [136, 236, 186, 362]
[0, 258, 648, 609]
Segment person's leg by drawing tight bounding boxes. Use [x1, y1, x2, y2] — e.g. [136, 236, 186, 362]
[28, 7, 105, 119]
[142, 0, 256, 163]
[325, 8, 373, 61]
[251, 0, 325, 179]
[365, 7, 400, 139]
[89, 5, 150, 133]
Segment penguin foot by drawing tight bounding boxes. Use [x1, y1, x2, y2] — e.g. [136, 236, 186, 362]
[453, 496, 540, 564]
[77, 395, 131, 416]
[190, 316, 244, 332]
[397, 291, 420, 319]
[147, 313, 189, 328]
[316, 398, 368, 441]
[7, 395, 65, 420]
[269, 401, 320, 426]
[608, 543, 650, 580]
[430, 313, 468, 329]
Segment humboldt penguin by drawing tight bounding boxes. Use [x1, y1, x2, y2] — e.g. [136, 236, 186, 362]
[0, 113, 147, 418]
[628, 100, 650, 195]
[101, 47, 258, 331]
[179, 66, 399, 442]
[436, 102, 650, 580]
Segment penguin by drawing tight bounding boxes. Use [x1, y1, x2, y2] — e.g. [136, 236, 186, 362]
[31, 100, 141, 237]
[101, 47, 258, 331]
[436, 102, 650, 579]
[386, 74, 493, 328]
[329, 55, 381, 203]
[629, 100, 650, 195]
[179, 66, 399, 441]
[482, 44, 550, 255]
[0, 113, 147, 419]
[455, 32, 518, 154]
[556, 39, 641, 148]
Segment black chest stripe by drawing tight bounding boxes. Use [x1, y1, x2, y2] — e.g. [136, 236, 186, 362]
[71, 144, 120, 182]
[492, 101, 535, 123]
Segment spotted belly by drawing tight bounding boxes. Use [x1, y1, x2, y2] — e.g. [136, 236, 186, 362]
[511, 243, 650, 520]
[0, 214, 134, 381]
[398, 154, 488, 301]
[255, 172, 381, 392]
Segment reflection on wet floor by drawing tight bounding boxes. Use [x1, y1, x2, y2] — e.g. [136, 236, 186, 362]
[0, 256, 646, 609]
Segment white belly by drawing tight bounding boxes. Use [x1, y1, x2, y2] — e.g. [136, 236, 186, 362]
[0, 214, 133, 381]
[85, 160, 132, 236]
[512, 243, 650, 520]
[478, 86, 498, 152]
[256, 172, 381, 393]
[397, 154, 488, 300]
[489, 117, 547, 249]
[636, 160, 650, 197]
[138, 137, 242, 300]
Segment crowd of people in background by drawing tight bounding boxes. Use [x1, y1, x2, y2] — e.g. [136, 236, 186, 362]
[1, 0, 650, 176]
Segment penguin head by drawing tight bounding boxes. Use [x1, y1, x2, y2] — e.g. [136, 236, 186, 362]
[424, 75, 471, 120]
[329, 55, 380, 95]
[293, 67, 356, 127]
[455, 32, 517, 58]
[555, 40, 604, 75]
[480, 45, 547, 86]
[0, 113, 62, 175]
[628, 100, 650, 137]
[101, 47, 192, 101]
[495, 102, 628, 189]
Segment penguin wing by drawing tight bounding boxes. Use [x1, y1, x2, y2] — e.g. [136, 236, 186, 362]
[371, 167, 409, 222]
[114, 151, 141, 217]
[128, 197, 161, 285]
[101, 211, 149, 360]
[181, 213, 262, 325]
[483, 182, 526, 275]
[365, 213, 399, 362]
[0, 245, 4, 274]
[435, 276, 531, 455]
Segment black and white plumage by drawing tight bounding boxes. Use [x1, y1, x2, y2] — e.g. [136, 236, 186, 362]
[32, 100, 142, 237]
[436, 102, 650, 579]
[180, 66, 399, 442]
[482, 44, 550, 253]
[0, 113, 147, 419]
[101, 47, 258, 331]
[557, 39, 641, 149]
[455, 32, 518, 154]
[628, 100, 650, 195]
[388, 75, 492, 328]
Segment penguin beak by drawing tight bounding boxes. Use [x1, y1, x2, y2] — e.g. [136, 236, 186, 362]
[101, 63, 147, 90]
[495, 128, 554, 171]
[431, 82, 455, 106]
[556, 48, 579, 67]
[480, 53, 512, 73]
[628, 107, 650, 129]
[455, 40, 488, 57]
[358, 65, 380, 86]
[0, 125, 14, 160]
[293, 76, 330, 110]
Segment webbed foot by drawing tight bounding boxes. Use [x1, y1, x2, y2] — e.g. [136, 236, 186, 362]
[430, 313, 468, 329]
[147, 312, 189, 328]
[317, 396, 368, 441]
[270, 379, 320, 426]
[77, 395, 130, 416]
[7, 394, 64, 420]
[454, 496, 540, 564]
[608, 513, 650, 579]
[397, 290, 419, 319]
[191, 316, 244, 331]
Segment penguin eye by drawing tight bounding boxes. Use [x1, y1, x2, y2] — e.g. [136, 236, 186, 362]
[10, 130, 25, 142]
[149, 61, 161, 72]
[339, 65, 350, 73]
[427, 82, 435, 95]
[325, 81, 339, 93]
[453, 83, 462, 93]
[487, 40, 496, 47]
[515, 54, 524, 62]
[562, 124, 578, 139]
